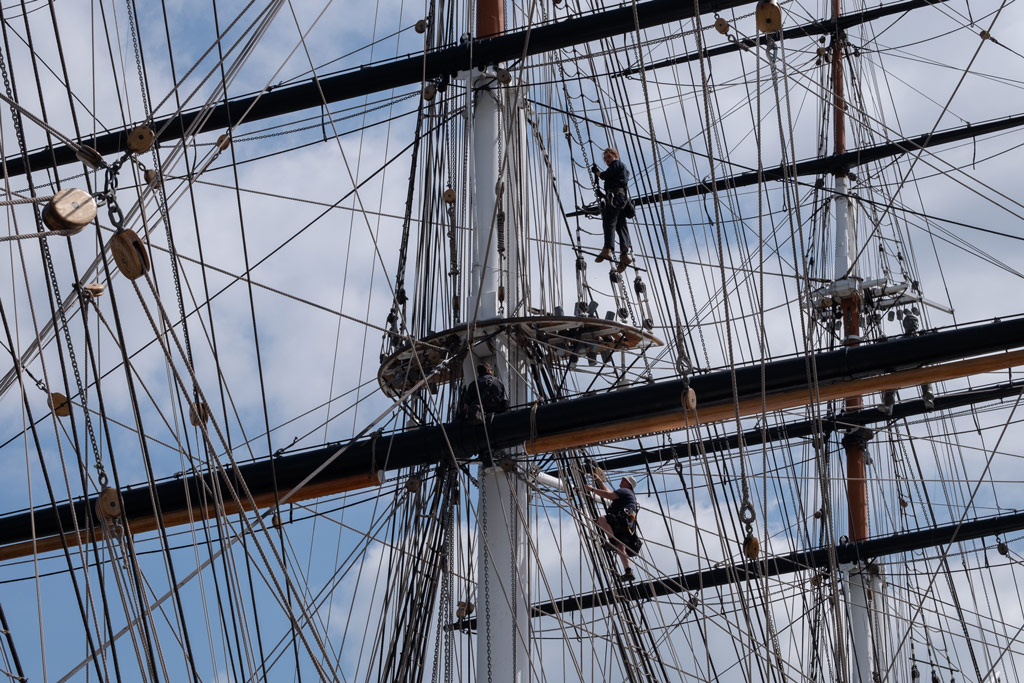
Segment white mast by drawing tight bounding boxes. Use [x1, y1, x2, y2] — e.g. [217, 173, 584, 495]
[470, 0, 529, 679]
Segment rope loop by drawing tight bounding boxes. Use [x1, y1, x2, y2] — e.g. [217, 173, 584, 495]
[739, 500, 756, 526]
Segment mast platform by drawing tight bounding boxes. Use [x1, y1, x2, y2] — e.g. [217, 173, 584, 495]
[377, 315, 662, 397]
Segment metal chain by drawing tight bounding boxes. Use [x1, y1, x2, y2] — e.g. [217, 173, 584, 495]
[0, 45, 108, 488]
[482, 470, 492, 681]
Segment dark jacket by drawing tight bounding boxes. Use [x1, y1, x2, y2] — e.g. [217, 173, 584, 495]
[457, 374, 509, 422]
[608, 487, 638, 517]
[599, 160, 629, 194]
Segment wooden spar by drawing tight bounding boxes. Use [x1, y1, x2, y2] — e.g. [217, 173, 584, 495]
[621, 0, 949, 76]
[451, 506, 1024, 628]
[0, 0, 758, 180]
[590, 380, 1024, 472]
[525, 349, 1024, 454]
[0, 470, 385, 562]
[565, 112, 1024, 217]
[6, 317, 1024, 556]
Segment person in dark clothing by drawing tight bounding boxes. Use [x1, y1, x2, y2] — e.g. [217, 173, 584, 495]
[456, 362, 509, 423]
[592, 147, 633, 273]
[586, 471, 639, 581]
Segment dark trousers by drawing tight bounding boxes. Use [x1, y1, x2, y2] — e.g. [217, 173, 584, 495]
[602, 204, 631, 254]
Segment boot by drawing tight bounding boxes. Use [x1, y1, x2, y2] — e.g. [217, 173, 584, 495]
[595, 247, 613, 263]
[620, 568, 635, 582]
[616, 252, 632, 273]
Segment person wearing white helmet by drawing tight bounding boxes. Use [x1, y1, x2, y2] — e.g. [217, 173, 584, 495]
[586, 471, 640, 581]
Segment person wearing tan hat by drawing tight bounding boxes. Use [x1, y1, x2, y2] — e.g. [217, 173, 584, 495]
[586, 470, 639, 581]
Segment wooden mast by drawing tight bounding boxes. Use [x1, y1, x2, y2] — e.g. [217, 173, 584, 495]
[829, 0, 876, 679]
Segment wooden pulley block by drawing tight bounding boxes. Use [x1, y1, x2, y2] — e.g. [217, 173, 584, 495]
[144, 169, 160, 186]
[443, 188, 457, 204]
[75, 144, 104, 170]
[980, 29, 991, 40]
[456, 600, 474, 619]
[742, 533, 760, 560]
[110, 229, 150, 280]
[809, 574, 822, 587]
[422, 83, 437, 101]
[816, 47, 827, 57]
[682, 387, 697, 411]
[95, 486, 122, 520]
[188, 401, 211, 427]
[42, 188, 97, 234]
[495, 67, 512, 85]
[216, 133, 232, 151]
[272, 512, 284, 530]
[127, 125, 156, 154]
[755, 0, 782, 33]
[48, 392, 71, 417]
[812, 508, 822, 519]
[414, 18, 428, 33]
[83, 282, 105, 298]
[714, 17, 729, 34]
[405, 475, 422, 493]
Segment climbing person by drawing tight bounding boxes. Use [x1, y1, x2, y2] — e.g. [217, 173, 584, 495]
[456, 362, 509, 423]
[591, 147, 633, 273]
[586, 470, 640, 581]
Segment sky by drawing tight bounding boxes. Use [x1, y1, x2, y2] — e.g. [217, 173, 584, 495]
[1, 0, 1024, 680]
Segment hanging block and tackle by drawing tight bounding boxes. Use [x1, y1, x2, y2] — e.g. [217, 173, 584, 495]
[423, 83, 437, 101]
[755, 0, 782, 33]
[188, 401, 211, 427]
[443, 188, 457, 204]
[216, 133, 232, 151]
[42, 188, 97, 234]
[48, 392, 71, 417]
[414, 18, 428, 33]
[95, 487, 122, 520]
[126, 125, 156, 154]
[495, 68, 512, 85]
[714, 17, 730, 34]
[144, 169, 160, 186]
[75, 145, 105, 171]
[110, 230, 150, 280]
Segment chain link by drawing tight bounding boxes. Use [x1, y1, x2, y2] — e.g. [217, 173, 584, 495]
[0, 46, 108, 489]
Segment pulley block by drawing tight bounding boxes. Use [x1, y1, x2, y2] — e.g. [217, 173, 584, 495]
[126, 125, 156, 154]
[188, 401, 211, 427]
[742, 532, 760, 559]
[714, 17, 729, 34]
[110, 229, 150, 280]
[443, 188, 457, 204]
[83, 282, 106, 298]
[48, 392, 71, 417]
[495, 67, 512, 85]
[682, 387, 697, 411]
[144, 169, 160, 186]
[405, 475, 422, 493]
[42, 188, 97, 234]
[456, 600, 475, 619]
[755, 0, 782, 33]
[216, 133, 232, 151]
[272, 512, 284, 530]
[75, 145, 104, 170]
[95, 487, 122, 520]
[414, 18, 428, 33]
[423, 83, 437, 101]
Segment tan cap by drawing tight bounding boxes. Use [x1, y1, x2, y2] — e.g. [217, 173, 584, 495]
[623, 475, 637, 490]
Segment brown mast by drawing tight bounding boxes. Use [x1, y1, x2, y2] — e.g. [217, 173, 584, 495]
[830, 0, 870, 544]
